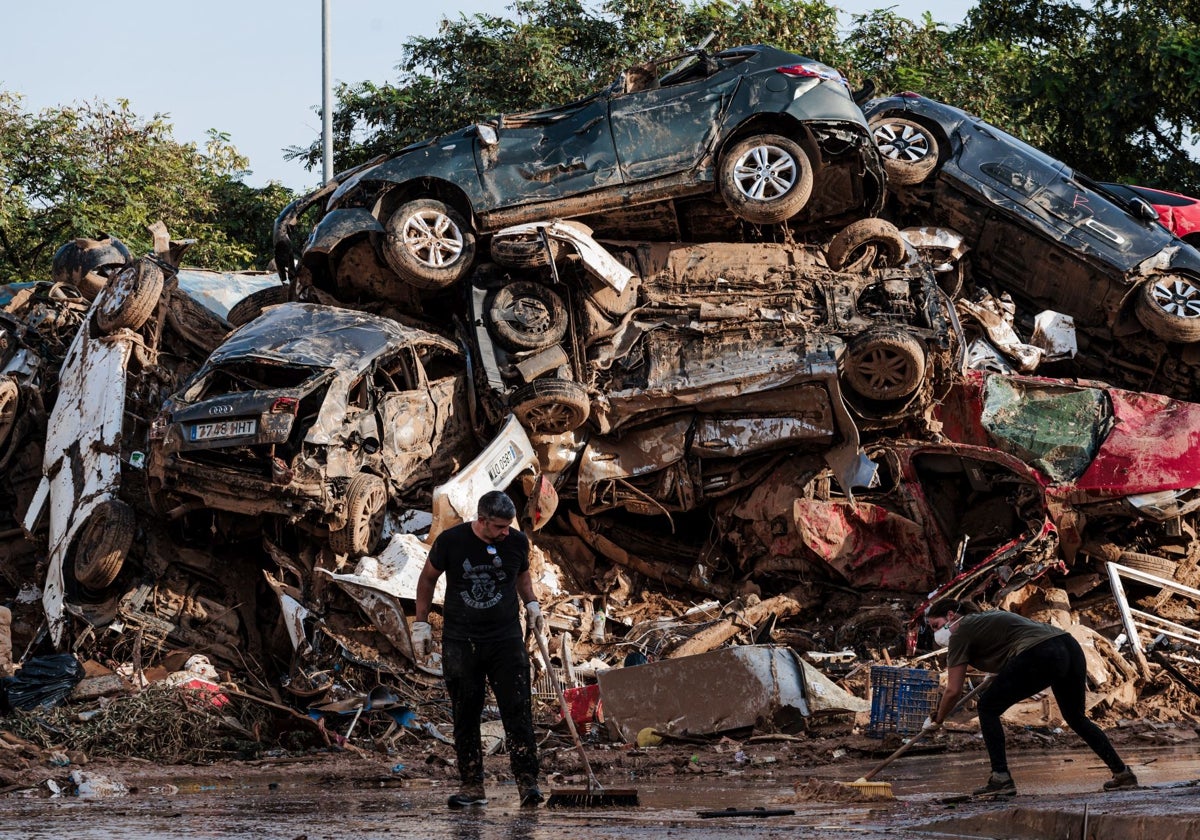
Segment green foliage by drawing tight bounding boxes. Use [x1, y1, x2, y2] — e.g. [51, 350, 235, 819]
[0, 94, 293, 283]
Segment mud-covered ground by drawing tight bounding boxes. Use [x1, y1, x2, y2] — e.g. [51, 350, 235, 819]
[2, 716, 1199, 839]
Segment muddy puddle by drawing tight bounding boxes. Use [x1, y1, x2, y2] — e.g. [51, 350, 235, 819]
[0, 745, 1197, 839]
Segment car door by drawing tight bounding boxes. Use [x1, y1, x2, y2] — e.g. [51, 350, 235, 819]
[474, 94, 621, 205]
[607, 71, 732, 182]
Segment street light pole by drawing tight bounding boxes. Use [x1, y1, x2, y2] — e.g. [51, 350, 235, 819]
[322, 0, 334, 183]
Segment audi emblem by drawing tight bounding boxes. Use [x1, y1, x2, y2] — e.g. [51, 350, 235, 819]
[208, 405, 234, 416]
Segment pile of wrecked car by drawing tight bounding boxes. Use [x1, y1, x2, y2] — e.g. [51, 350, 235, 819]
[0, 43, 1198, 773]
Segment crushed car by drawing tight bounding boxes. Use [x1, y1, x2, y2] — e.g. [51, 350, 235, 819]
[276, 44, 886, 299]
[864, 92, 1200, 398]
[146, 302, 479, 557]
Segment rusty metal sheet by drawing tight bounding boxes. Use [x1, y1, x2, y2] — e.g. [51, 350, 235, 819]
[597, 645, 811, 741]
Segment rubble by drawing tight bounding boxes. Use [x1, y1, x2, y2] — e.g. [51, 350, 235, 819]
[3, 66, 1200, 788]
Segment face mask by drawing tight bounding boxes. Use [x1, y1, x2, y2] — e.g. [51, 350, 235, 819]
[933, 626, 952, 647]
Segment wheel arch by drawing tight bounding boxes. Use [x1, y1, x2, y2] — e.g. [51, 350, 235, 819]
[375, 178, 475, 229]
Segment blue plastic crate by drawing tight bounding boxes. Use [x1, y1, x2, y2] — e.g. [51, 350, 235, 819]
[867, 665, 939, 738]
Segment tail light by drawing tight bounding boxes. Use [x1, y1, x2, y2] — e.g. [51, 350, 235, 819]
[776, 63, 845, 82]
[270, 397, 299, 414]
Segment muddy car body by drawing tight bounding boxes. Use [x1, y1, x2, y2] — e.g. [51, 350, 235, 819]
[281, 44, 885, 297]
[147, 302, 475, 556]
[864, 93, 1200, 396]
[935, 369, 1200, 574]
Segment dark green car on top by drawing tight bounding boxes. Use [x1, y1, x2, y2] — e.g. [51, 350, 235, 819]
[278, 44, 886, 297]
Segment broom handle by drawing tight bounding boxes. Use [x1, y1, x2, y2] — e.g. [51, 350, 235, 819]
[534, 630, 604, 791]
[861, 675, 993, 782]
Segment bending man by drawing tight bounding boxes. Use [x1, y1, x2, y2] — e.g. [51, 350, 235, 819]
[924, 599, 1136, 796]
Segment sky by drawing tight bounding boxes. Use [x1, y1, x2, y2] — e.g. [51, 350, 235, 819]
[4, 1, 972, 194]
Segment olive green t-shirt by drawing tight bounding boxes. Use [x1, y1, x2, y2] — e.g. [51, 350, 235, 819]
[946, 611, 1065, 673]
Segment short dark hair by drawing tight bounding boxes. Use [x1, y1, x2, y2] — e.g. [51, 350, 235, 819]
[927, 598, 981, 619]
[477, 490, 517, 521]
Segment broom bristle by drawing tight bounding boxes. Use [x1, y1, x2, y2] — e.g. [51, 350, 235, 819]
[546, 787, 640, 807]
[839, 780, 895, 800]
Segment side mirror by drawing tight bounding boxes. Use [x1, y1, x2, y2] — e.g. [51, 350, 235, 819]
[476, 123, 499, 147]
[853, 78, 877, 106]
[1131, 197, 1160, 223]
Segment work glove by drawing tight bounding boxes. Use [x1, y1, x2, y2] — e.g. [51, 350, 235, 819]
[922, 716, 941, 732]
[411, 621, 432, 658]
[525, 601, 545, 635]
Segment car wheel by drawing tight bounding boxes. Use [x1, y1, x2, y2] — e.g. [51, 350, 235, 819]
[1134, 275, 1200, 343]
[718, 134, 814, 225]
[95, 260, 164, 333]
[227, 285, 290, 327]
[487, 281, 569, 351]
[490, 233, 561, 269]
[1117, 550, 1178, 579]
[383, 198, 476, 290]
[511, 378, 590, 435]
[844, 329, 927, 401]
[0, 377, 18, 450]
[74, 499, 136, 590]
[826, 218, 908, 272]
[330, 473, 388, 557]
[869, 116, 940, 186]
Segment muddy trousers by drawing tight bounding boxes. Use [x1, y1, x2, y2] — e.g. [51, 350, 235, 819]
[978, 634, 1126, 776]
[442, 636, 539, 791]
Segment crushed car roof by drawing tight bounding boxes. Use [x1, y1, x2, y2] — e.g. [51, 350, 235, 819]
[206, 302, 447, 371]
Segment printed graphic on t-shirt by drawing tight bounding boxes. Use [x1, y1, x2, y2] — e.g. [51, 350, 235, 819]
[461, 556, 506, 610]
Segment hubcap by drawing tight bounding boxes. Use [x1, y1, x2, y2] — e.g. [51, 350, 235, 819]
[733, 145, 797, 201]
[505, 296, 552, 334]
[874, 123, 932, 163]
[402, 210, 464, 267]
[1152, 278, 1200, 319]
[859, 348, 913, 390]
[526, 404, 575, 434]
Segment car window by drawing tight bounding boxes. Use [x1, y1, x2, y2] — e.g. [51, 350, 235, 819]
[185, 362, 319, 401]
[418, 343, 463, 383]
[1131, 185, 1194, 207]
[978, 375, 1110, 482]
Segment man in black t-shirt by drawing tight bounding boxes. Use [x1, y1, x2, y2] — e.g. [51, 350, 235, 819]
[413, 491, 545, 809]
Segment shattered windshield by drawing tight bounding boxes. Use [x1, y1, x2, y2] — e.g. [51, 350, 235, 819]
[979, 375, 1112, 482]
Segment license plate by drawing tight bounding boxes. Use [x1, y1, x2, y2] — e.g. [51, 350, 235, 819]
[190, 418, 257, 441]
[487, 443, 519, 483]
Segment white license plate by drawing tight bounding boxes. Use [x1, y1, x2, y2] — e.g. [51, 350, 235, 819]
[190, 418, 257, 442]
[487, 443, 519, 483]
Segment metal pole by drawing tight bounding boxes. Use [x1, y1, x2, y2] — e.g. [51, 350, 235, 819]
[322, 0, 334, 183]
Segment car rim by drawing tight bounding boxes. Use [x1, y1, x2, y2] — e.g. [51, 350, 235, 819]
[873, 122, 933, 164]
[858, 347, 913, 389]
[1151, 277, 1200, 319]
[526, 403, 574, 433]
[402, 209, 464, 268]
[356, 483, 387, 545]
[732, 144, 797, 201]
[504, 296, 552, 335]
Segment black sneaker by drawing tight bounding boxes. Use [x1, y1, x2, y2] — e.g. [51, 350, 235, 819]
[519, 786, 544, 807]
[447, 790, 488, 808]
[972, 772, 1016, 797]
[1103, 769, 1138, 791]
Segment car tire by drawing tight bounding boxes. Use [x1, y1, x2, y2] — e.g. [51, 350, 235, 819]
[330, 473, 388, 557]
[511, 378, 590, 435]
[383, 198, 476, 290]
[718, 134, 814, 225]
[487, 281, 569, 351]
[869, 116, 941, 186]
[95, 260, 164, 333]
[1117, 550, 1178, 579]
[74, 499, 136, 590]
[0, 377, 18, 450]
[490, 233, 562, 270]
[826, 218, 908, 272]
[1134, 275, 1200, 343]
[227, 285, 290, 327]
[844, 328, 927, 401]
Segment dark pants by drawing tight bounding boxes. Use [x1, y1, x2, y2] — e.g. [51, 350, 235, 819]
[442, 636, 539, 791]
[978, 634, 1126, 775]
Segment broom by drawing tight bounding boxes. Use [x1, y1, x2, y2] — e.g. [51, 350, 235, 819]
[533, 630, 639, 807]
[841, 675, 994, 799]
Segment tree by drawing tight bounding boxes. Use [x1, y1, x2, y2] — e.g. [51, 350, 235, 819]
[0, 93, 292, 283]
